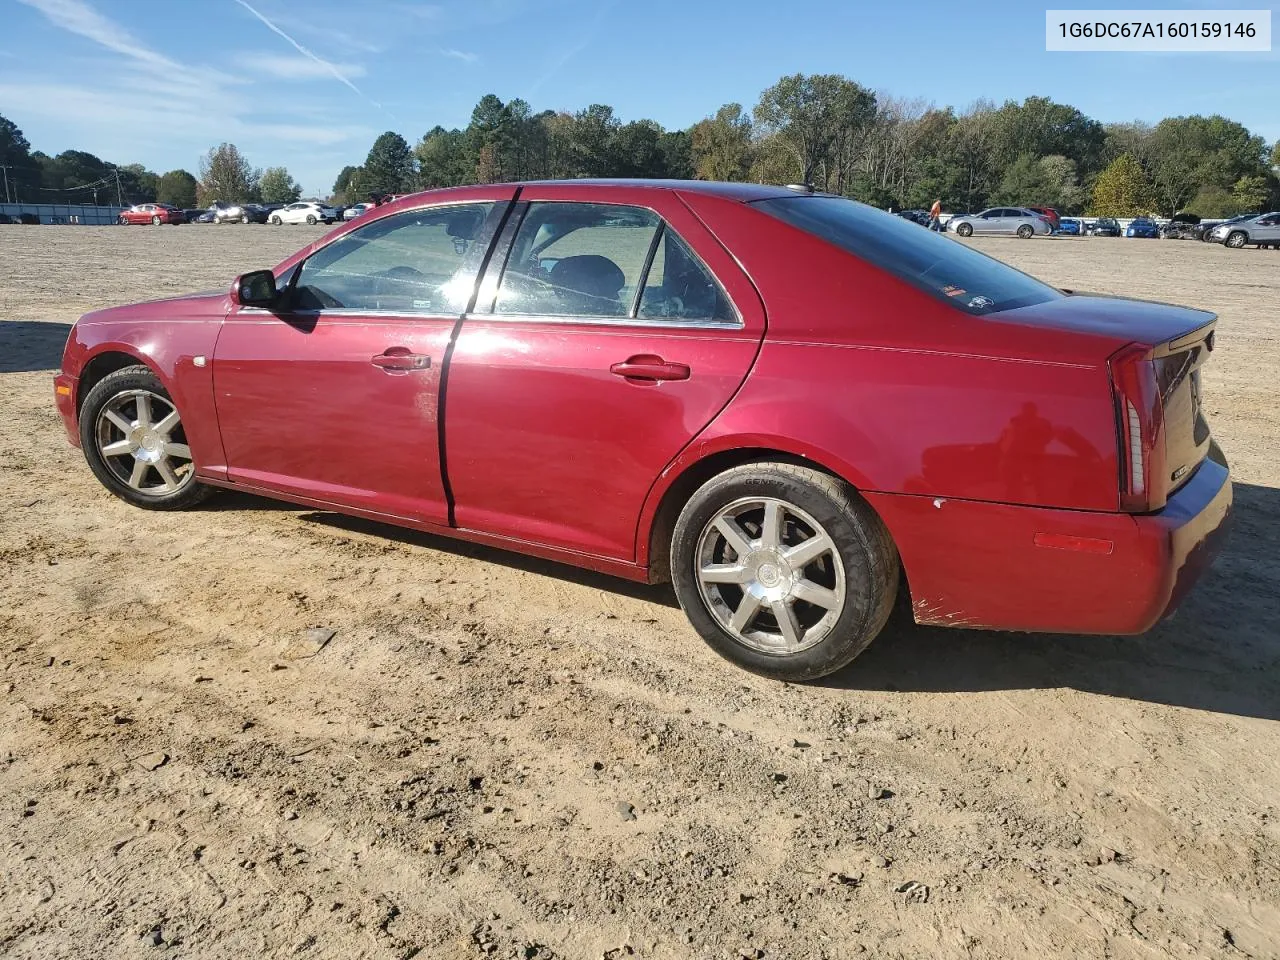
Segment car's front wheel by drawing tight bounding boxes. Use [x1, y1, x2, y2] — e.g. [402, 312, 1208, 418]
[1225, 231, 1248, 248]
[79, 365, 212, 511]
[956, 222, 973, 237]
[670, 463, 899, 681]
[117, 215, 128, 225]
[270, 215, 281, 225]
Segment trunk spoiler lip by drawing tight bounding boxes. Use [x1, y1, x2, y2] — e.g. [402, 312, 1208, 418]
[1153, 317, 1216, 357]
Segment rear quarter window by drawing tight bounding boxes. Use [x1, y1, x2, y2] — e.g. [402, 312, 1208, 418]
[754, 196, 1062, 315]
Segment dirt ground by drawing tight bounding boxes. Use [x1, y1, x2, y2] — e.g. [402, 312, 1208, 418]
[1, 225, 1278, 960]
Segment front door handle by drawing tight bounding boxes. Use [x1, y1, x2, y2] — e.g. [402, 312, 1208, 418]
[609, 355, 690, 382]
[371, 349, 431, 372]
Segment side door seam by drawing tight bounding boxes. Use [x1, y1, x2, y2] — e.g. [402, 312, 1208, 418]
[438, 189, 523, 527]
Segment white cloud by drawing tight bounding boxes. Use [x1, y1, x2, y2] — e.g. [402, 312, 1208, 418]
[441, 48, 479, 63]
[239, 54, 368, 81]
[232, 0, 382, 110]
[15, 0, 181, 73]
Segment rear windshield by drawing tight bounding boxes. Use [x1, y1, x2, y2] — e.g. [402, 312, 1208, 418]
[754, 195, 1062, 315]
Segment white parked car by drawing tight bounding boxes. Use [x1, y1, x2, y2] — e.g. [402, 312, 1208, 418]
[342, 202, 373, 221]
[269, 201, 338, 225]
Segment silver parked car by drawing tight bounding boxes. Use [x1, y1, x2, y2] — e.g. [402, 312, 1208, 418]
[1211, 212, 1280, 249]
[948, 207, 1053, 238]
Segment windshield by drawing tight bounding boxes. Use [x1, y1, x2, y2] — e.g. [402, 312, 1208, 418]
[754, 195, 1062, 315]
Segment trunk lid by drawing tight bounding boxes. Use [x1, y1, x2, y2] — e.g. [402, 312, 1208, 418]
[1004, 293, 1217, 507]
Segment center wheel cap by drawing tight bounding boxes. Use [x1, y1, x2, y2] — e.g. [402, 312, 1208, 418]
[758, 563, 781, 587]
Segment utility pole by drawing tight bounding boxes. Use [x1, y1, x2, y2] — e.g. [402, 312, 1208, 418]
[113, 167, 122, 207]
[0, 165, 11, 205]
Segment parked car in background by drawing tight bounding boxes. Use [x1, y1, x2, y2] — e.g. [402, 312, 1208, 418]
[1212, 212, 1280, 249]
[269, 201, 339, 225]
[1125, 217, 1160, 238]
[894, 209, 931, 227]
[0, 213, 12, 225]
[118, 203, 184, 226]
[1161, 213, 1202, 240]
[1089, 217, 1121, 237]
[1026, 206, 1061, 230]
[947, 207, 1052, 238]
[342, 202, 373, 221]
[181, 209, 206, 224]
[52, 180, 1232, 681]
[1056, 218, 1082, 236]
[1204, 214, 1255, 244]
[205, 202, 257, 224]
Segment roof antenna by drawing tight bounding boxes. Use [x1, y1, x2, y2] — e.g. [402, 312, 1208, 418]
[784, 183, 816, 194]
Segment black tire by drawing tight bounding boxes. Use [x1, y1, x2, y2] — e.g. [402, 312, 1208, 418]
[306, 214, 317, 225]
[78, 365, 212, 511]
[1016, 224, 1033, 239]
[118, 215, 128, 225]
[151, 215, 161, 226]
[670, 462, 899, 681]
[270, 215, 281, 225]
[1225, 231, 1248, 249]
[956, 222, 973, 237]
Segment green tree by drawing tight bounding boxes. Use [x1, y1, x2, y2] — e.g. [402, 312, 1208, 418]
[1184, 185, 1236, 218]
[331, 165, 361, 203]
[753, 74, 877, 187]
[1089, 153, 1155, 217]
[414, 127, 469, 188]
[612, 120, 666, 178]
[197, 143, 259, 205]
[1231, 174, 1269, 212]
[0, 113, 41, 202]
[1148, 115, 1268, 214]
[156, 169, 197, 207]
[690, 103, 753, 181]
[657, 130, 693, 179]
[992, 154, 1084, 212]
[361, 131, 417, 195]
[566, 104, 620, 177]
[259, 166, 301, 203]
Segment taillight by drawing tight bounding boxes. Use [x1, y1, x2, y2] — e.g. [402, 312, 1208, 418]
[1108, 344, 1167, 512]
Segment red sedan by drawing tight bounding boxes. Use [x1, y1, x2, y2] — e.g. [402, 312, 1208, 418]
[54, 181, 1231, 680]
[118, 203, 184, 225]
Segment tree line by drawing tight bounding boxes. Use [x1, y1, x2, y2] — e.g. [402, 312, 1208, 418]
[0, 117, 303, 208]
[332, 78, 1278, 218]
[5, 74, 1279, 217]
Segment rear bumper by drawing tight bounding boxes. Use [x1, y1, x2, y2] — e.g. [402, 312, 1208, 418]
[54, 373, 80, 447]
[866, 448, 1232, 635]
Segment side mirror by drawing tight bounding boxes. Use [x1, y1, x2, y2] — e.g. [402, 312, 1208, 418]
[232, 269, 278, 308]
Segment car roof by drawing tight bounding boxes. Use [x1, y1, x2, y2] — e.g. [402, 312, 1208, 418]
[393, 179, 804, 205]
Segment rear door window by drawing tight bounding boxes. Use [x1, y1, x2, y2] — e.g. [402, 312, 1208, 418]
[755, 195, 1062, 315]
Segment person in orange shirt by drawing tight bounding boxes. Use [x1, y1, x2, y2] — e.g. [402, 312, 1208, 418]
[929, 199, 942, 232]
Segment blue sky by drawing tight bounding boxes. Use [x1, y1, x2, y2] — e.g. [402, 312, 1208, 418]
[1, 0, 1277, 196]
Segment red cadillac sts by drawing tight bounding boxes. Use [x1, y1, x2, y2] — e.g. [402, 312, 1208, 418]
[54, 181, 1231, 680]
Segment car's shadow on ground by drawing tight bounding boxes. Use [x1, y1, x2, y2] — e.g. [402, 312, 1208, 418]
[210, 481, 1278, 720]
[0, 320, 74, 373]
[293, 507, 682, 609]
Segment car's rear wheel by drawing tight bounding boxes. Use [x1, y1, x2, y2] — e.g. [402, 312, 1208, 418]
[670, 463, 899, 681]
[79, 366, 212, 511]
[151, 215, 161, 226]
[306, 214, 317, 225]
[956, 222, 973, 237]
[1225, 231, 1248, 249]
[1016, 224, 1033, 239]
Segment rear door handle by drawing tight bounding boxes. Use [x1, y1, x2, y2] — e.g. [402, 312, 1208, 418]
[371, 349, 431, 372]
[609, 355, 690, 382]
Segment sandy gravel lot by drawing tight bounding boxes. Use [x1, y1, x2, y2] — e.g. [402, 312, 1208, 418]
[1, 225, 1278, 960]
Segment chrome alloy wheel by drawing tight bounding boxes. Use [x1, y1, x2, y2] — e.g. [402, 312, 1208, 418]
[695, 496, 846, 655]
[94, 390, 194, 496]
